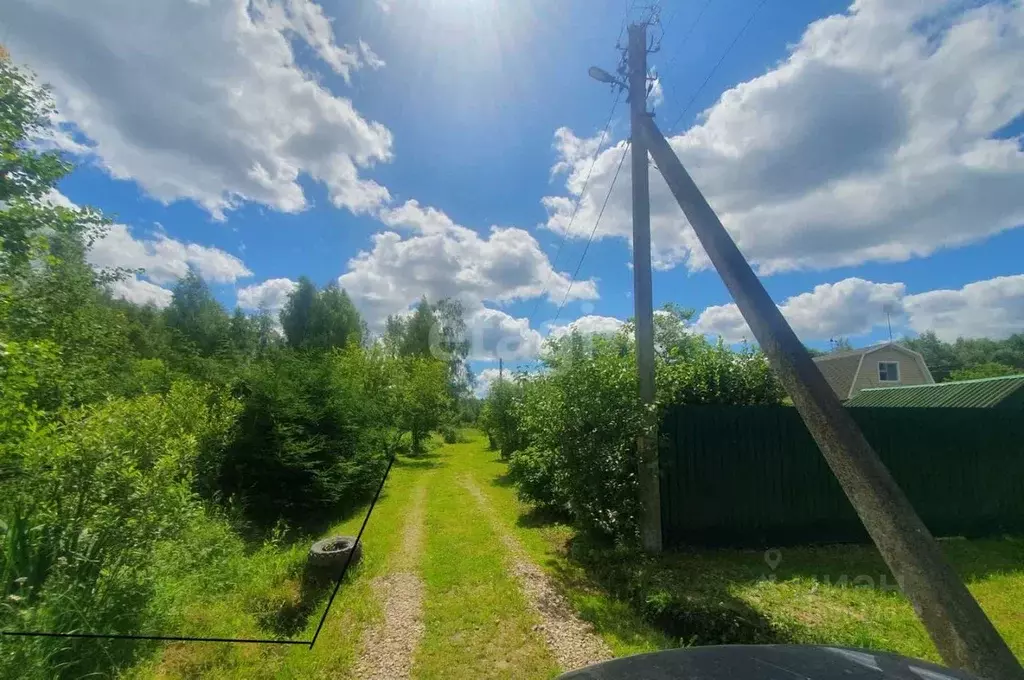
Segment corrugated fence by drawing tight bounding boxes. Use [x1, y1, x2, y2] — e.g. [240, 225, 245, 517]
[659, 405, 1024, 547]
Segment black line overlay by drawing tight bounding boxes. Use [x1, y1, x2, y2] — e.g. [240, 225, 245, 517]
[2, 453, 397, 649]
[309, 453, 396, 648]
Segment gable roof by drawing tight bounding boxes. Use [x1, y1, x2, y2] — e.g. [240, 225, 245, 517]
[846, 374, 1024, 408]
[811, 342, 934, 400]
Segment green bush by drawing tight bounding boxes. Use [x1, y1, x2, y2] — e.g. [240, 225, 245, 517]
[506, 446, 564, 510]
[490, 309, 784, 545]
[0, 381, 238, 679]
[216, 350, 387, 530]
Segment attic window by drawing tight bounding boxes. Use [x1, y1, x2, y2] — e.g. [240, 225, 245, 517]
[878, 361, 900, 382]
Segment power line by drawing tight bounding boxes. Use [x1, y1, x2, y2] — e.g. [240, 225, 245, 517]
[657, 0, 714, 84]
[549, 140, 631, 328]
[668, 0, 768, 132]
[524, 91, 622, 328]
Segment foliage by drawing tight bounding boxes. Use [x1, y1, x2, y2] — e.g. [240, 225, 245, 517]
[0, 382, 238, 678]
[902, 330, 1024, 382]
[281, 276, 364, 352]
[215, 350, 388, 530]
[490, 306, 784, 544]
[0, 58, 459, 678]
[480, 376, 525, 459]
[384, 295, 471, 400]
[946, 362, 1020, 382]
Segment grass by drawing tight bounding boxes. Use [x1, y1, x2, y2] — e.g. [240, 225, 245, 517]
[127, 431, 1024, 677]
[129, 440, 431, 679]
[413, 439, 558, 679]
[460, 431, 1024, 666]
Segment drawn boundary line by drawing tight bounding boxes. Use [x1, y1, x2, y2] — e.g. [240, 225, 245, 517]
[1, 454, 398, 649]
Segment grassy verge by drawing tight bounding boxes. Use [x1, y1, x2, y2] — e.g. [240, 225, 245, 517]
[462, 431, 1024, 665]
[456, 431, 673, 658]
[128, 444, 430, 679]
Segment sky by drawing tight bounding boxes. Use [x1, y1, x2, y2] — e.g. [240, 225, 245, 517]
[5, 0, 1024, 395]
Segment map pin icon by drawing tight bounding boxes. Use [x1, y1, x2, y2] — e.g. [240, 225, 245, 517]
[764, 548, 782, 571]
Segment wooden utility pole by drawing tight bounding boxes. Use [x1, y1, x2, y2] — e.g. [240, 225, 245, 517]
[628, 22, 661, 553]
[637, 113, 1023, 679]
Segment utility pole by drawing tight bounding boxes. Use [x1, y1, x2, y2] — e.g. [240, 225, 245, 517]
[498, 357, 503, 383]
[628, 22, 661, 553]
[636, 112, 1023, 679]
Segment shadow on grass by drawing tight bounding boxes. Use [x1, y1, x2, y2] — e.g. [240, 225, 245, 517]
[491, 472, 515, 488]
[556, 532, 1024, 651]
[731, 535, 1024, 585]
[516, 505, 572, 529]
[560, 534, 797, 648]
[393, 453, 445, 470]
[255, 561, 362, 638]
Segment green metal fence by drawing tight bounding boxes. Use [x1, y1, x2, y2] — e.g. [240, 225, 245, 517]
[659, 405, 1024, 547]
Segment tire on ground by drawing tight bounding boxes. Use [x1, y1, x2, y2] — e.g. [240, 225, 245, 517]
[307, 535, 362, 575]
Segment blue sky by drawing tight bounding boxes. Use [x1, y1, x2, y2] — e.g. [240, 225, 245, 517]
[8, 0, 1024, 387]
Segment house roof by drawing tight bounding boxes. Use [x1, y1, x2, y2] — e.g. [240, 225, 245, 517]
[846, 374, 1024, 408]
[811, 342, 931, 400]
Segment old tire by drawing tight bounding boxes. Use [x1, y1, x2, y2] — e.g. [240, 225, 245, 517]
[308, 536, 362, 571]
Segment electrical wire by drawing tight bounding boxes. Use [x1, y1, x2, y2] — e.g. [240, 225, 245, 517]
[668, 0, 768, 132]
[657, 0, 714, 85]
[524, 92, 622, 329]
[549, 140, 631, 328]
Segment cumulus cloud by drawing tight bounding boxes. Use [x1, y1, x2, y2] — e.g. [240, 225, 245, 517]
[42, 190, 251, 305]
[474, 367, 501, 398]
[108, 276, 174, 308]
[339, 200, 596, 360]
[237, 277, 300, 313]
[905, 275, 1024, 342]
[544, 0, 1024, 273]
[694, 275, 1024, 343]
[5, 0, 392, 218]
[88, 225, 252, 285]
[547, 314, 626, 339]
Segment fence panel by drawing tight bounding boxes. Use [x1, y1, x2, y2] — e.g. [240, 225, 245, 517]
[659, 405, 1024, 547]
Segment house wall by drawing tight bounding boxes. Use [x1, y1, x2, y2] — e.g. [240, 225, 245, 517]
[851, 347, 931, 396]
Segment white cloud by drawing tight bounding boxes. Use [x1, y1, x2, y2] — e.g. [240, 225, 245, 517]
[44, 189, 251, 304]
[88, 224, 252, 284]
[474, 367, 501, 398]
[694, 274, 1024, 344]
[468, 307, 543, 361]
[544, 0, 1024, 274]
[108, 276, 174, 308]
[237, 277, 299, 313]
[547, 314, 626, 339]
[5, 0, 392, 218]
[339, 200, 597, 360]
[905, 274, 1024, 342]
[648, 74, 664, 109]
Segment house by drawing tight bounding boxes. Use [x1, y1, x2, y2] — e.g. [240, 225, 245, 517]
[812, 341, 934, 401]
[846, 374, 1024, 409]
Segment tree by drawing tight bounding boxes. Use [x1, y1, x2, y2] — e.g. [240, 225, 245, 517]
[0, 55, 73, 266]
[946, 362, 1019, 382]
[281, 276, 318, 349]
[281, 277, 363, 351]
[164, 269, 231, 357]
[229, 307, 258, 357]
[830, 337, 853, 353]
[312, 282, 362, 348]
[398, 297, 435, 358]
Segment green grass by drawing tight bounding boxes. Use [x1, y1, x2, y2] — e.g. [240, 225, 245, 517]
[129, 442, 431, 679]
[459, 431, 1024, 666]
[413, 439, 558, 679]
[128, 431, 1024, 677]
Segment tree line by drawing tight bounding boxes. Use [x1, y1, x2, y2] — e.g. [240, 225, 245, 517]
[0, 56, 472, 677]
